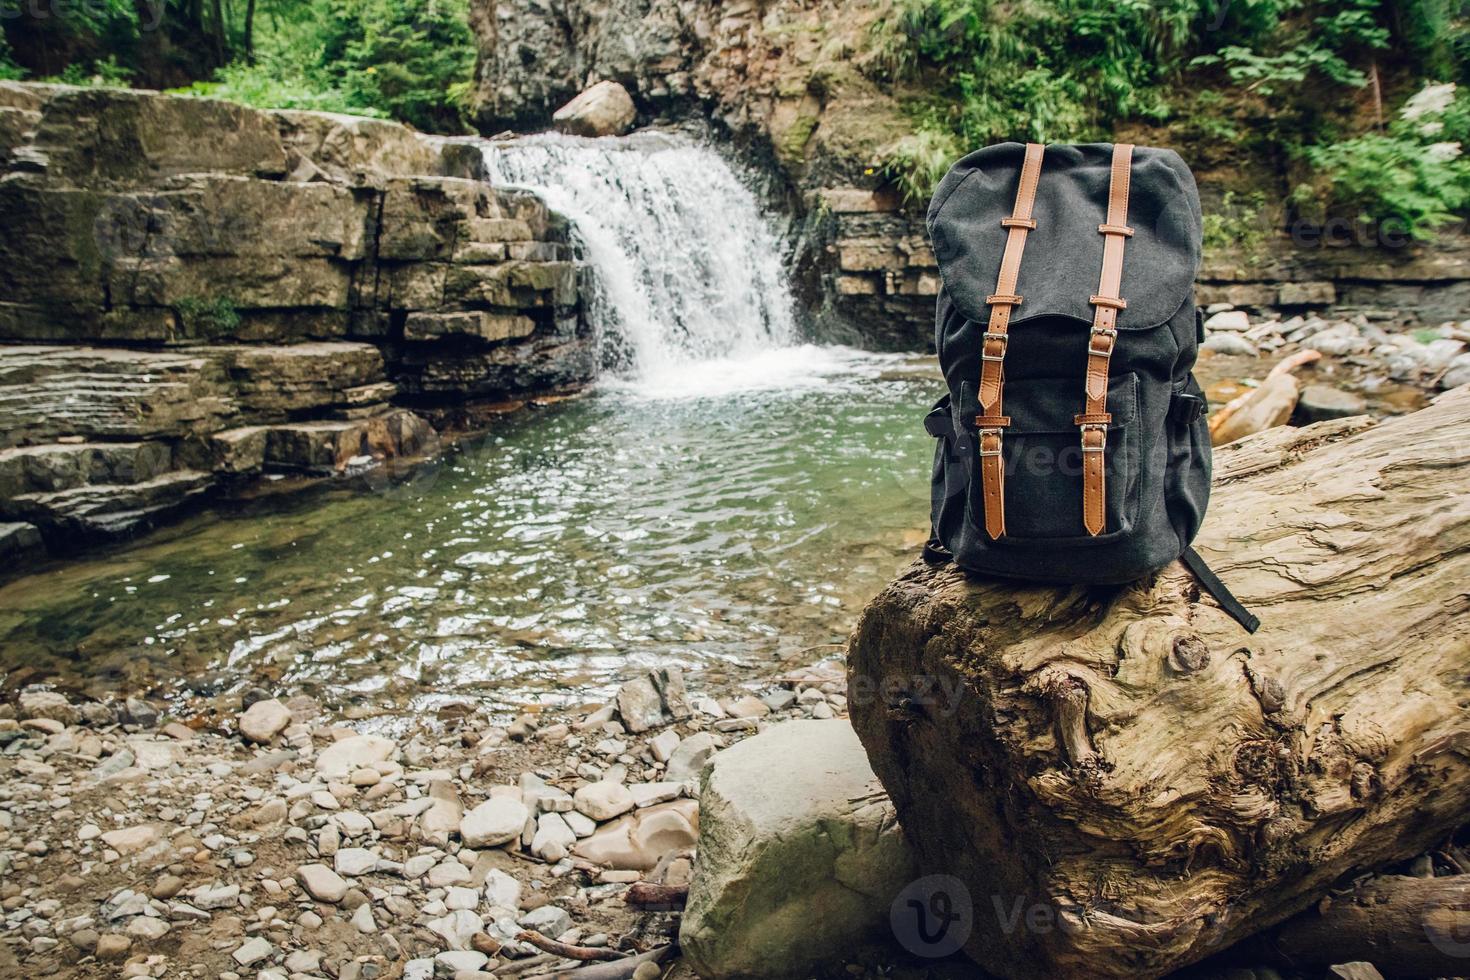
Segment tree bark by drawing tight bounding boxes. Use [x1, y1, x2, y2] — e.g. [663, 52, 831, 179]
[1221, 871, 1470, 977]
[847, 387, 1470, 979]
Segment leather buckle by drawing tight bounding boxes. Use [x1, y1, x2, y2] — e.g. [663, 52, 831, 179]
[1079, 422, 1108, 452]
[1087, 327, 1117, 358]
[981, 332, 1009, 362]
[976, 427, 1005, 457]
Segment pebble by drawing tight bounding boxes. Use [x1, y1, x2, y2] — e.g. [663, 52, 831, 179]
[531, 812, 578, 861]
[296, 863, 349, 903]
[573, 781, 635, 821]
[518, 904, 572, 940]
[1202, 333, 1258, 357]
[460, 798, 529, 848]
[238, 699, 292, 743]
[232, 936, 275, 967]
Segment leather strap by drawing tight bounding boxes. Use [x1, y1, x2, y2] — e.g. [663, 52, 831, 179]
[977, 141, 1045, 540]
[1076, 143, 1134, 537]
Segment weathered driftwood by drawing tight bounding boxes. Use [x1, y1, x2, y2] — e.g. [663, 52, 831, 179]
[1222, 871, 1470, 977]
[847, 386, 1470, 979]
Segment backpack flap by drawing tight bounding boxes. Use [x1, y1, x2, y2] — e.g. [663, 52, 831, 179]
[927, 142, 1202, 331]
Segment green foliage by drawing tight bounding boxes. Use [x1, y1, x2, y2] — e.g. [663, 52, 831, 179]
[4, 0, 475, 132]
[1202, 191, 1269, 252]
[321, 0, 476, 132]
[876, 0, 1200, 153]
[174, 61, 383, 118]
[0, 33, 22, 81]
[884, 126, 965, 203]
[175, 296, 241, 339]
[1191, 0, 1389, 95]
[45, 55, 134, 87]
[1293, 82, 1470, 239]
[874, 0, 1470, 238]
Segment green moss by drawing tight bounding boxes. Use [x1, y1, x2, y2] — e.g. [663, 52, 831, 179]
[175, 296, 242, 339]
[777, 114, 820, 164]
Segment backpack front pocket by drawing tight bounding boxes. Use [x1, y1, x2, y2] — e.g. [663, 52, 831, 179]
[965, 373, 1141, 544]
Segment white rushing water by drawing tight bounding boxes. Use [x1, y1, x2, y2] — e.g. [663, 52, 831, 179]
[481, 132, 807, 394]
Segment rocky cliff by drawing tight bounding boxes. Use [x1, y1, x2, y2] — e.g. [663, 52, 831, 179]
[0, 82, 591, 567]
[469, 0, 1470, 349]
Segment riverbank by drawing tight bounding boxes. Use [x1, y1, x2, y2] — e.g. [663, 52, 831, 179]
[0, 657, 848, 979]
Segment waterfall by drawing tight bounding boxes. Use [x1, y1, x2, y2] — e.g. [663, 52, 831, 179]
[481, 132, 798, 381]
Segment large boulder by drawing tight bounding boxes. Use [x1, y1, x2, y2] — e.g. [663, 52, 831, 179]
[551, 81, 637, 138]
[679, 720, 916, 980]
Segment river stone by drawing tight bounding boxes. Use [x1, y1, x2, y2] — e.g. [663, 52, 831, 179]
[615, 666, 692, 733]
[551, 80, 636, 137]
[314, 734, 395, 778]
[531, 811, 577, 861]
[1441, 352, 1470, 390]
[680, 720, 917, 980]
[238, 698, 292, 743]
[1202, 333, 1258, 357]
[572, 799, 698, 870]
[1204, 309, 1250, 332]
[1295, 384, 1368, 424]
[574, 781, 635, 821]
[460, 798, 529, 848]
[18, 689, 76, 724]
[296, 863, 349, 903]
[666, 731, 722, 782]
[100, 825, 161, 855]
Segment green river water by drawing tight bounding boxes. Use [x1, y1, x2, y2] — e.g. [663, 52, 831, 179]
[0, 348, 938, 712]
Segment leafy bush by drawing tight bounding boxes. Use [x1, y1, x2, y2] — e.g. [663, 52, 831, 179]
[1202, 190, 1269, 253]
[319, 0, 476, 133]
[173, 61, 383, 118]
[1293, 82, 1470, 239]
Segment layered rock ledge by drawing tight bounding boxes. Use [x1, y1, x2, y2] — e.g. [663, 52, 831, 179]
[0, 82, 592, 568]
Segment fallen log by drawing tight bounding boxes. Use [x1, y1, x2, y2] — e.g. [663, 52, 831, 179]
[847, 386, 1470, 979]
[1221, 871, 1470, 977]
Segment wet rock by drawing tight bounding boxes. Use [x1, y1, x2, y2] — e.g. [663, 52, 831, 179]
[614, 666, 692, 733]
[551, 80, 637, 138]
[18, 689, 76, 724]
[680, 720, 917, 980]
[1295, 384, 1368, 424]
[121, 697, 160, 727]
[96, 934, 132, 960]
[238, 698, 292, 743]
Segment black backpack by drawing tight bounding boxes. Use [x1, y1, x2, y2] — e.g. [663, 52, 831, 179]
[923, 141, 1257, 632]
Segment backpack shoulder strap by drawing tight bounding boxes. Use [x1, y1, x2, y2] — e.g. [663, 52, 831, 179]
[1180, 546, 1261, 633]
[976, 141, 1045, 541]
[1076, 143, 1135, 536]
